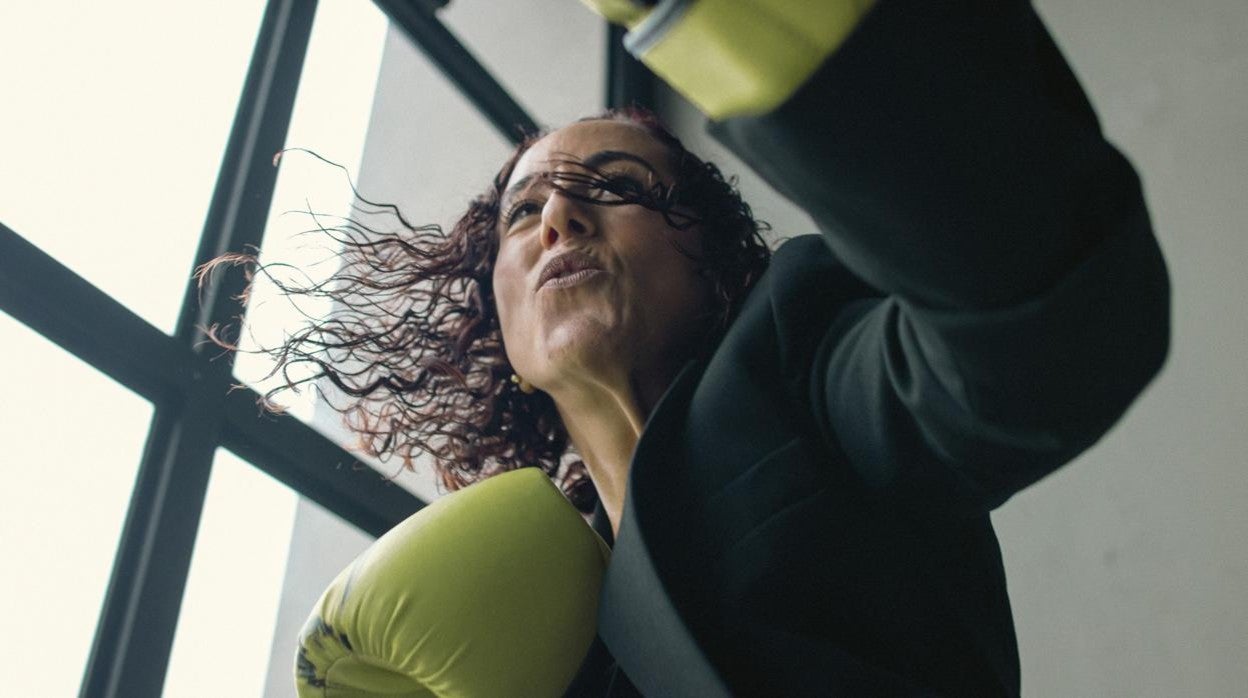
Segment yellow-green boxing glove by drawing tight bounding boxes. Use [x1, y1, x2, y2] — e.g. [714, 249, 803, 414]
[295, 468, 611, 697]
[583, 0, 878, 120]
[579, 0, 656, 28]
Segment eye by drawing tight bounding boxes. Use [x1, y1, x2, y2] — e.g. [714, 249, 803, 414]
[592, 174, 643, 202]
[503, 200, 541, 228]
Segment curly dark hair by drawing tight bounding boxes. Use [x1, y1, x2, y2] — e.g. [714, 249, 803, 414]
[204, 108, 771, 513]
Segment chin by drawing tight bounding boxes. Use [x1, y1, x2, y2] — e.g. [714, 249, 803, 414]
[541, 315, 628, 377]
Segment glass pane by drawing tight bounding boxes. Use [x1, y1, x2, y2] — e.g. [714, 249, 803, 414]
[162, 449, 372, 698]
[0, 310, 153, 698]
[0, 1, 267, 333]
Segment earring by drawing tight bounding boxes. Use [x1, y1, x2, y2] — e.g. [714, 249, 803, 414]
[510, 373, 536, 394]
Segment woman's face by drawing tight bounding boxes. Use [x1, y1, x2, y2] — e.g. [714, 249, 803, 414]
[491, 120, 712, 397]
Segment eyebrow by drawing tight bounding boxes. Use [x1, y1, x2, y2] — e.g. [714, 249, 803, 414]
[499, 149, 659, 213]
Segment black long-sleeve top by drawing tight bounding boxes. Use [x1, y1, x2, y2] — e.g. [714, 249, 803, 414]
[571, 1, 1170, 695]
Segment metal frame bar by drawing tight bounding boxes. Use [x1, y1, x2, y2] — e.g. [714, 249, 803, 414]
[606, 23, 659, 112]
[0, 1, 555, 695]
[221, 389, 423, 538]
[0, 223, 424, 540]
[374, 0, 539, 142]
[0, 225, 194, 405]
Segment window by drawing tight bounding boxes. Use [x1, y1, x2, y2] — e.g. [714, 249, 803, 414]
[162, 448, 372, 698]
[0, 311, 152, 698]
[0, 2, 267, 333]
[0, 1, 624, 693]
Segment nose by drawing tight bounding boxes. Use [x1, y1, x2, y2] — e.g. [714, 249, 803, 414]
[539, 190, 594, 250]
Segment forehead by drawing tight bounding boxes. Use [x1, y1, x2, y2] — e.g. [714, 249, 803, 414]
[508, 120, 673, 186]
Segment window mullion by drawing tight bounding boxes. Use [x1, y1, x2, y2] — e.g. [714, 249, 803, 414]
[220, 384, 426, 539]
[0, 224, 192, 403]
[79, 1, 318, 696]
[605, 22, 659, 111]
[372, 0, 538, 142]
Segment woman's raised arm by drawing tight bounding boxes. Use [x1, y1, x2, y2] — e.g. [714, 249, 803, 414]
[647, 0, 1170, 511]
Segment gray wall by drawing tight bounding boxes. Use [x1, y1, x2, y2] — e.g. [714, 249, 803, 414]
[996, 2, 1247, 694]
[265, 1, 1247, 694]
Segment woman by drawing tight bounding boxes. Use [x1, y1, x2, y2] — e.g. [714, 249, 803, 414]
[257, 1, 1170, 695]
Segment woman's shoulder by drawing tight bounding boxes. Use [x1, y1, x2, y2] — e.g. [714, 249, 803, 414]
[771, 233, 829, 262]
[743, 234, 881, 316]
[709, 234, 882, 386]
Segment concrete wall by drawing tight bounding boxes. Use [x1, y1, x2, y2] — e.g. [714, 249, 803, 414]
[997, 2, 1247, 693]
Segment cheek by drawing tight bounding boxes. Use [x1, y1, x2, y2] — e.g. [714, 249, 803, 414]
[491, 249, 530, 349]
[631, 225, 706, 301]
[657, 237, 716, 327]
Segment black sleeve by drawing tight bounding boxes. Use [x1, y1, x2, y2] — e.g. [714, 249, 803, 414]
[709, 0, 1171, 511]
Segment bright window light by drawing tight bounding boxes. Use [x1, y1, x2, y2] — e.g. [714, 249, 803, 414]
[0, 310, 153, 698]
[162, 449, 299, 698]
[0, 1, 267, 334]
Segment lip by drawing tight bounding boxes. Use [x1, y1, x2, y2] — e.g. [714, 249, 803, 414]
[537, 250, 605, 290]
[540, 268, 606, 289]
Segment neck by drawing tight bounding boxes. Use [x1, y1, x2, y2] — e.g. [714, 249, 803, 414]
[550, 366, 676, 537]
